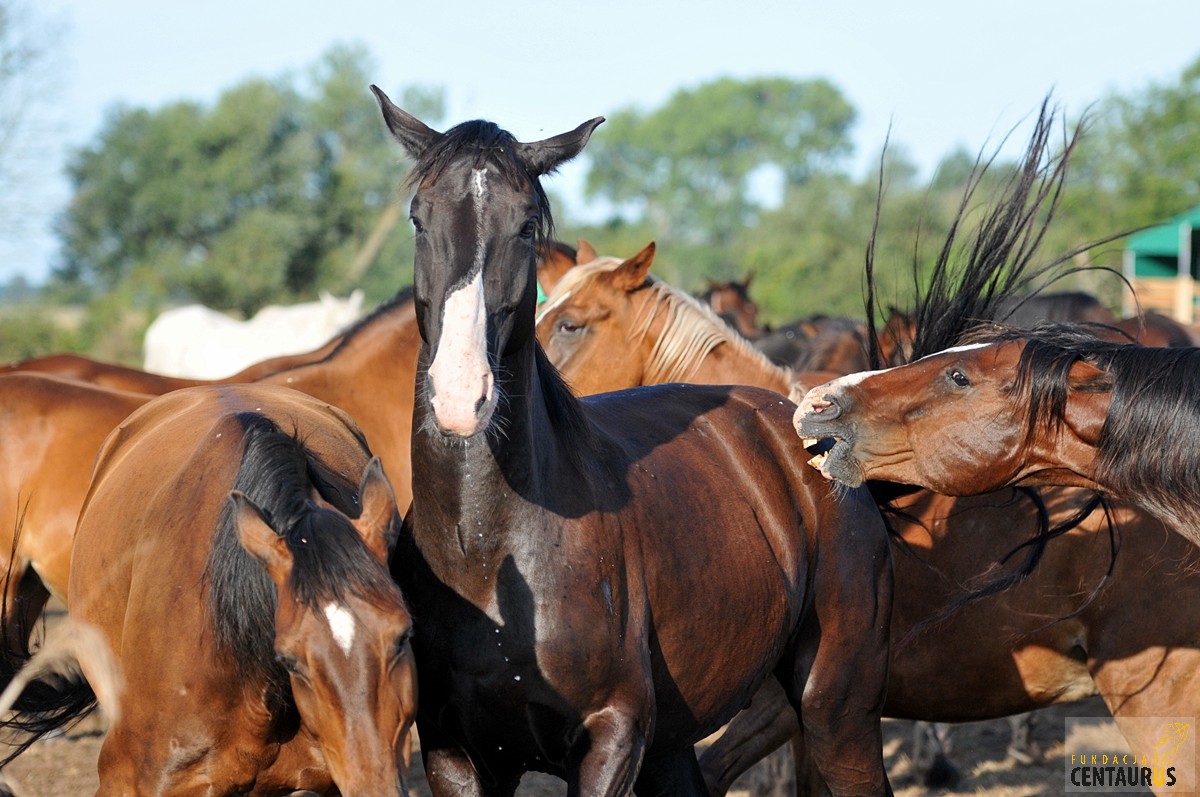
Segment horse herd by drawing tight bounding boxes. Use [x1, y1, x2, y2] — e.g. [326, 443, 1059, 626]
[0, 90, 1191, 797]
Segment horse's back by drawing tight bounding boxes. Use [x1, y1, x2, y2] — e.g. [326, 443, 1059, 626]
[88, 384, 369, 506]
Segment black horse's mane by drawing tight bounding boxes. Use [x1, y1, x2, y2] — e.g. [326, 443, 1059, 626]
[405, 119, 556, 243]
[971, 322, 1200, 531]
[204, 413, 397, 699]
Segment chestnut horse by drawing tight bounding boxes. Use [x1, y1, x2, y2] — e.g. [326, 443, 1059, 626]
[373, 87, 894, 796]
[696, 275, 762, 340]
[0, 337, 345, 393]
[537, 242, 828, 401]
[0, 384, 416, 795]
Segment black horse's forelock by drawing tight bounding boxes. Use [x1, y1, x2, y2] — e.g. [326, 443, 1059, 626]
[404, 119, 555, 243]
[204, 413, 398, 697]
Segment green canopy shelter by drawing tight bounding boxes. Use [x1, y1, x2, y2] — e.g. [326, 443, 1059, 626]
[1124, 205, 1200, 321]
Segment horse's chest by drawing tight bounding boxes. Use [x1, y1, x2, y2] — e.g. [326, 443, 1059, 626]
[412, 547, 641, 766]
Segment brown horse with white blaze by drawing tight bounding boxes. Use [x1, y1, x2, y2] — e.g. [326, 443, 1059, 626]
[0, 384, 416, 795]
[374, 87, 894, 796]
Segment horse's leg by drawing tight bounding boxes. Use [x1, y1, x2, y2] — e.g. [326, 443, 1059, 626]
[910, 722, 959, 789]
[422, 745, 518, 797]
[785, 514, 893, 796]
[1005, 712, 1038, 764]
[634, 748, 708, 797]
[698, 679, 799, 797]
[567, 705, 647, 797]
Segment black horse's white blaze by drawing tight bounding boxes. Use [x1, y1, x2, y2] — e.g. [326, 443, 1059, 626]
[427, 167, 496, 438]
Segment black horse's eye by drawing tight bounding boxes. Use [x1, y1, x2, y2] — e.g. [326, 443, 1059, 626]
[949, 369, 970, 388]
[410, 215, 425, 234]
[518, 219, 538, 240]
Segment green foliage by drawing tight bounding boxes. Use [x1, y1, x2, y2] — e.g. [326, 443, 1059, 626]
[0, 304, 81, 362]
[584, 76, 856, 270]
[53, 43, 438, 316]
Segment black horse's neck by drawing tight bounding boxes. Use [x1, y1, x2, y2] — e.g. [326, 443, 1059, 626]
[410, 336, 588, 559]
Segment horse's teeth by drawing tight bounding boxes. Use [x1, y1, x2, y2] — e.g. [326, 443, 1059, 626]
[807, 453, 828, 470]
[802, 437, 819, 448]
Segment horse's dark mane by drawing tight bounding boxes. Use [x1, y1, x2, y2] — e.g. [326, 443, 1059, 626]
[405, 119, 556, 243]
[204, 413, 397, 697]
[865, 97, 1105, 368]
[972, 323, 1200, 530]
[533, 344, 595, 473]
[861, 98, 1124, 618]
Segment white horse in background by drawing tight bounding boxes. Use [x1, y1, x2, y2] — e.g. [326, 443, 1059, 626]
[143, 290, 365, 379]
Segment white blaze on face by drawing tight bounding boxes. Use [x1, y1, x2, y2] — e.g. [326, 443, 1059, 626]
[324, 603, 356, 656]
[427, 167, 497, 436]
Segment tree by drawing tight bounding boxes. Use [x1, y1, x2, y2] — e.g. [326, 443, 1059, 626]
[583, 76, 857, 281]
[53, 44, 442, 316]
[1071, 55, 1200, 229]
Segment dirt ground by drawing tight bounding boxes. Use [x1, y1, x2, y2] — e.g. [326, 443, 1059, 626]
[1, 694, 1140, 797]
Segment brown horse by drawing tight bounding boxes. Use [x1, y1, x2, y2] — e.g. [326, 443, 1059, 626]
[537, 103, 1200, 795]
[0, 290, 421, 688]
[533, 243, 1200, 796]
[754, 315, 872, 374]
[0, 336, 347, 393]
[374, 87, 894, 796]
[1112, 310, 1195, 347]
[696, 274, 762, 340]
[796, 323, 1200, 544]
[0, 384, 416, 795]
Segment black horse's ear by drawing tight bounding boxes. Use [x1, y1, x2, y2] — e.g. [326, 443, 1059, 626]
[370, 84, 442, 160]
[515, 117, 605, 177]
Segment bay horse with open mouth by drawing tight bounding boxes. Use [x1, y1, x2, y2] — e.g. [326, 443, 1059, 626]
[796, 323, 1200, 544]
[373, 86, 894, 796]
[0, 383, 416, 795]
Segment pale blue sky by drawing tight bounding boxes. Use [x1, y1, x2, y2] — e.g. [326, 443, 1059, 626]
[7, 0, 1199, 283]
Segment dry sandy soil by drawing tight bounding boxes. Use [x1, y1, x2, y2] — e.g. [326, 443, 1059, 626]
[2, 694, 1142, 797]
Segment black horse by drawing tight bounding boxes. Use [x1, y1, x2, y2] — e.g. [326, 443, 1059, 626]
[373, 86, 895, 797]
